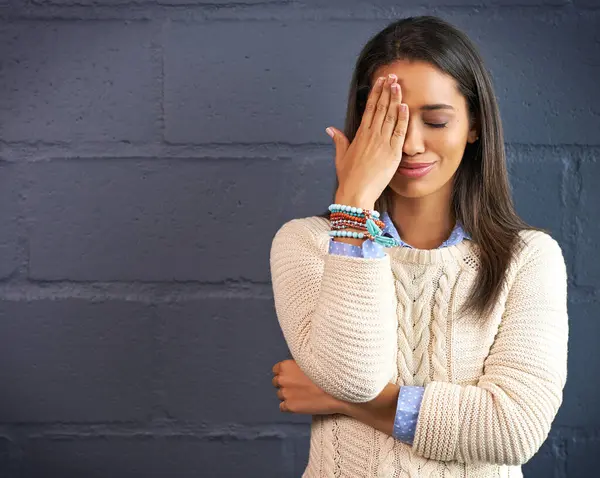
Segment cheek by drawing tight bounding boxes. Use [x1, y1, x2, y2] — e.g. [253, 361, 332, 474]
[429, 129, 468, 170]
[431, 128, 466, 156]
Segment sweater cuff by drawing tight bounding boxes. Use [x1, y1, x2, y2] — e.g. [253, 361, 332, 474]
[412, 381, 462, 461]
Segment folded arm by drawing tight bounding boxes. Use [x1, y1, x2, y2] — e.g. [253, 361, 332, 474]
[270, 219, 397, 403]
[411, 233, 568, 465]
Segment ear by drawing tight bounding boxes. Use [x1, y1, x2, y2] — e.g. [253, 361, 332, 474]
[467, 127, 479, 144]
[467, 117, 480, 144]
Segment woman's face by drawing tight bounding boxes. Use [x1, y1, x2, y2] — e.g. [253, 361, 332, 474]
[370, 59, 478, 200]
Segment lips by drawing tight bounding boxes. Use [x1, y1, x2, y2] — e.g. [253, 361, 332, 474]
[395, 162, 436, 179]
[400, 162, 435, 169]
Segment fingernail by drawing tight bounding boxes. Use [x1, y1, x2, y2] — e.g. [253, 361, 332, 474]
[400, 104, 408, 113]
[325, 127, 334, 138]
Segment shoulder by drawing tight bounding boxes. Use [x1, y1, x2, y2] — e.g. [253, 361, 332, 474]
[511, 229, 567, 279]
[272, 215, 330, 244]
[271, 215, 330, 254]
[516, 229, 564, 262]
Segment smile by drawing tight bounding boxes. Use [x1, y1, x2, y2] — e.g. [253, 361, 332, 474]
[395, 162, 436, 179]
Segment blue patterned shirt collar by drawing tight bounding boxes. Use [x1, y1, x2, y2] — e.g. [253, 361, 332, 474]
[380, 211, 471, 249]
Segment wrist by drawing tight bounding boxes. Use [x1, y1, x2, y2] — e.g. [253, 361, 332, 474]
[339, 396, 396, 436]
[334, 189, 376, 211]
[337, 400, 356, 417]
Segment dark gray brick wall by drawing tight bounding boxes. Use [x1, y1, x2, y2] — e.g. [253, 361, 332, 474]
[0, 0, 598, 476]
[0, 162, 19, 280]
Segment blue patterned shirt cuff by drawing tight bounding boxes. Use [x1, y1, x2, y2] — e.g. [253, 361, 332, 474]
[328, 238, 386, 258]
[392, 386, 425, 446]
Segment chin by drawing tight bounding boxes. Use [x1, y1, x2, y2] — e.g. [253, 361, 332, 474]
[388, 177, 438, 199]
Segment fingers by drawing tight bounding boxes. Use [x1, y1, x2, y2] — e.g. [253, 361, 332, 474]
[381, 80, 401, 139]
[360, 76, 386, 130]
[274, 377, 290, 412]
[390, 103, 409, 151]
[371, 74, 397, 132]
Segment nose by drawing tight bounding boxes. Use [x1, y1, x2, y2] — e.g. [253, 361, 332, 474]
[402, 117, 425, 156]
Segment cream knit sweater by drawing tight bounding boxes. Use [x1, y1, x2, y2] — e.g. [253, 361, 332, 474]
[269, 216, 568, 478]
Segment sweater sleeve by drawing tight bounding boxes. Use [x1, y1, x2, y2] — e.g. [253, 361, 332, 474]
[270, 218, 397, 403]
[411, 232, 569, 465]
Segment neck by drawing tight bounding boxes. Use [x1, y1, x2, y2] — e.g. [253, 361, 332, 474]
[388, 188, 455, 250]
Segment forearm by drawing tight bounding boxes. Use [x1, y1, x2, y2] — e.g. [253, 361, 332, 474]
[340, 382, 400, 436]
[271, 219, 397, 403]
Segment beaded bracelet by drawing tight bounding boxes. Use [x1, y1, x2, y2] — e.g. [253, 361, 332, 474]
[328, 204, 380, 219]
[329, 214, 386, 230]
[328, 204, 385, 230]
[328, 203, 399, 248]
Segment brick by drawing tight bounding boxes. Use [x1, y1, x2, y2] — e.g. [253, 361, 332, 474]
[164, 21, 369, 144]
[26, 157, 332, 282]
[0, 162, 19, 279]
[566, 434, 600, 477]
[164, 13, 598, 145]
[306, 0, 567, 5]
[0, 436, 13, 477]
[21, 436, 290, 478]
[575, 159, 600, 286]
[574, 0, 600, 6]
[156, 298, 310, 425]
[0, 22, 160, 143]
[43, 0, 281, 4]
[0, 299, 153, 422]
[554, 300, 600, 428]
[450, 13, 599, 145]
[507, 149, 564, 243]
[0, 434, 21, 478]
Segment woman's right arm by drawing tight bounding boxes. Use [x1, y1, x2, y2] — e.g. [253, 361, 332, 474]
[270, 73, 408, 403]
[270, 218, 397, 403]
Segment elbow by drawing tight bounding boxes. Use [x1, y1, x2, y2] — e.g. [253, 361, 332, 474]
[505, 399, 560, 466]
[457, 400, 558, 466]
[495, 442, 545, 467]
[460, 433, 549, 467]
[299, 364, 390, 403]
[506, 425, 552, 466]
[489, 415, 554, 466]
[337, 375, 389, 404]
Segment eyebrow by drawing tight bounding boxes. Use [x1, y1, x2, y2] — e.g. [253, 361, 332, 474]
[419, 104, 455, 111]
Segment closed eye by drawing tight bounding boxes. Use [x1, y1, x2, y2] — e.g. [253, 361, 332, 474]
[426, 123, 448, 128]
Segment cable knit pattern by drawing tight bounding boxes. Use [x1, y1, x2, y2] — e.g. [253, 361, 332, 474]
[270, 217, 568, 478]
[412, 270, 432, 385]
[430, 269, 453, 382]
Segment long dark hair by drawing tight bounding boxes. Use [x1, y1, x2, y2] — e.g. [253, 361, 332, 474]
[318, 15, 534, 317]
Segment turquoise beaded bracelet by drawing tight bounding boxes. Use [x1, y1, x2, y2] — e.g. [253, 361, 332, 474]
[328, 204, 380, 219]
[328, 230, 366, 239]
[328, 203, 399, 248]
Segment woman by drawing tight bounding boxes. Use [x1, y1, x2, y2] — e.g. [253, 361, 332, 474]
[269, 15, 568, 477]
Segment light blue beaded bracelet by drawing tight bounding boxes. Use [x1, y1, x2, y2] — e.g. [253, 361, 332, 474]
[328, 230, 366, 239]
[328, 203, 380, 218]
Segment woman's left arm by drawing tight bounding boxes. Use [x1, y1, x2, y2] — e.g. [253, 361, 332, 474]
[408, 232, 568, 466]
